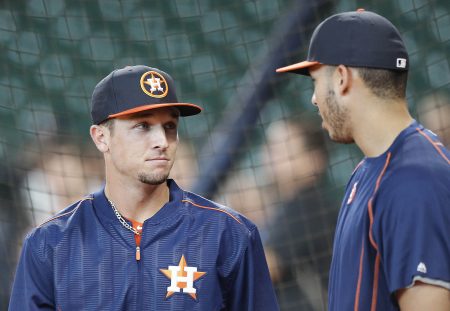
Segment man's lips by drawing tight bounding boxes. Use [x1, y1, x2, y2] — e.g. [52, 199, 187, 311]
[145, 157, 170, 165]
[149, 157, 168, 161]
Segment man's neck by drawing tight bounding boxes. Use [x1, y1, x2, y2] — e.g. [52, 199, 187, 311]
[104, 179, 170, 223]
[352, 98, 413, 157]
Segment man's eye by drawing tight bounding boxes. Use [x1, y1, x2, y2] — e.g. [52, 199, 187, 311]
[135, 122, 149, 130]
[165, 122, 177, 130]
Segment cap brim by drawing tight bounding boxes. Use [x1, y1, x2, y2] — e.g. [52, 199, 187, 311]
[108, 103, 202, 119]
[276, 61, 320, 75]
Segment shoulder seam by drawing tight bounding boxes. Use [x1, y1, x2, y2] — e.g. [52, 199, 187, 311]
[182, 199, 243, 225]
[37, 196, 94, 228]
[416, 128, 450, 165]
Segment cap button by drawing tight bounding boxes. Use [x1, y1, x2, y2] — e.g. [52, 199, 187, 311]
[356, 8, 365, 12]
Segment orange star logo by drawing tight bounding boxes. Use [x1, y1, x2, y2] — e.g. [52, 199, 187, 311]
[140, 71, 168, 98]
[160, 255, 206, 300]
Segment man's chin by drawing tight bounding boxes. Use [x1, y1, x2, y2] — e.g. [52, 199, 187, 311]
[138, 173, 169, 185]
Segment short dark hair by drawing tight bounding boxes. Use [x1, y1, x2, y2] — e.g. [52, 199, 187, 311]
[356, 67, 408, 100]
[100, 118, 115, 134]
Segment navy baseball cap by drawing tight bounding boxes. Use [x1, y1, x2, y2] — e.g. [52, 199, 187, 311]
[276, 9, 409, 75]
[91, 65, 202, 124]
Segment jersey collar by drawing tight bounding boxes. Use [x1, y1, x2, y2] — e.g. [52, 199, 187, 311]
[91, 179, 186, 226]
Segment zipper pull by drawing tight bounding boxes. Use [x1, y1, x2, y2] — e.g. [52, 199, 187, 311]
[136, 246, 141, 261]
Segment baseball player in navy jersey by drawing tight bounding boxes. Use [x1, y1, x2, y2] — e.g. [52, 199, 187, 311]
[276, 9, 450, 311]
[9, 65, 279, 310]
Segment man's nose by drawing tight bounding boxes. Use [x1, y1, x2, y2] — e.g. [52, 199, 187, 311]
[151, 125, 169, 149]
[311, 93, 317, 106]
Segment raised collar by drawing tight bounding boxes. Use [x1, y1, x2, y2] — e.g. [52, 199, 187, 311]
[92, 179, 186, 226]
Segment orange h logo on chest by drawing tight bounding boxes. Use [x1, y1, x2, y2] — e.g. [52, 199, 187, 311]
[160, 255, 206, 300]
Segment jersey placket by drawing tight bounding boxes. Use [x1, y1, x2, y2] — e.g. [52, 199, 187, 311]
[130, 219, 143, 261]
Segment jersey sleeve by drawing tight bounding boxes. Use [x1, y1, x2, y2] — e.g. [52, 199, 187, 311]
[225, 226, 279, 311]
[372, 169, 450, 294]
[9, 232, 54, 310]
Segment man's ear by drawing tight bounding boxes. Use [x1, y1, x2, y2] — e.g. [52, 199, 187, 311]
[90, 125, 110, 153]
[335, 65, 353, 96]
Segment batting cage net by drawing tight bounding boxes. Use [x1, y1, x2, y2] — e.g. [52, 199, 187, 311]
[1, 0, 449, 309]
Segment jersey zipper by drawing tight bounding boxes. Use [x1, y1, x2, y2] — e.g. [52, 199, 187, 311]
[136, 225, 144, 310]
[136, 246, 141, 261]
[129, 219, 144, 309]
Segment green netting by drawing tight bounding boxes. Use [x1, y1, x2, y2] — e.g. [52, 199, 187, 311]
[1, 0, 449, 309]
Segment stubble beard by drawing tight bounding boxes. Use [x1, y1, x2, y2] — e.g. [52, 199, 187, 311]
[138, 171, 170, 185]
[137, 160, 175, 185]
[324, 89, 354, 144]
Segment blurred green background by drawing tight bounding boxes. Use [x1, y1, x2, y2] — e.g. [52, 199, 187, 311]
[1, 0, 449, 309]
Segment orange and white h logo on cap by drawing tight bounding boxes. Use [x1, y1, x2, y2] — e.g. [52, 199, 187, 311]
[140, 71, 169, 98]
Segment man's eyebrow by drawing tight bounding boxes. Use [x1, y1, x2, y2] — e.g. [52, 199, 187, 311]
[170, 107, 181, 118]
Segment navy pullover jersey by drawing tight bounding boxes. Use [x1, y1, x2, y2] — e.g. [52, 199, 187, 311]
[328, 121, 450, 311]
[9, 180, 279, 311]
